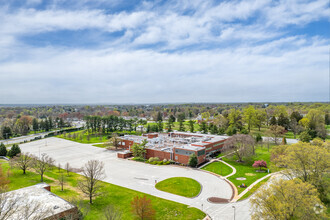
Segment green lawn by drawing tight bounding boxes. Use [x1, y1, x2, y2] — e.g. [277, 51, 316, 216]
[201, 161, 233, 176]
[223, 146, 271, 194]
[237, 176, 271, 201]
[57, 130, 136, 144]
[92, 143, 107, 148]
[155, 177, 201, 198]
[2, 162, 205, 220]
[147, 120, 200, 132]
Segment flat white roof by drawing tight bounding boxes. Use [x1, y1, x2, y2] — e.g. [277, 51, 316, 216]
[2, 184, 75, 219]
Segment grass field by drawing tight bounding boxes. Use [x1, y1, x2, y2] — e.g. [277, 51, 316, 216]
[155, 177, 202, 198]
[201, 161, 233, 176]
[57, 130, 137, 144]
[147, 120, 200, 132]
[223, 146, 271, 194]
[237, 176, 271, 201]
[1, 161, 205, 220]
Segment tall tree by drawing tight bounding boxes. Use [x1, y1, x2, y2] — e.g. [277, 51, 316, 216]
[228, 109, 243, 130]
[188, 120, 195, 133]
[32, 153, 55, 182]
[243, 106, 256, 132]
[78, 160, 106, 204]
[10, 152, 33, 174]
[254, 109, 266, 131]
[251, 179, 325, 220]
[271, 142, 329, 203]
[223, 134, 255, 162]
[131, 196, 155, 220]
[32, 118, 39, 133]
[267, 125, 285, 145]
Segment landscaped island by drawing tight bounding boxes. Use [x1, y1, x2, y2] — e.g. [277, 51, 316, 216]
[155, 177, 202, 198]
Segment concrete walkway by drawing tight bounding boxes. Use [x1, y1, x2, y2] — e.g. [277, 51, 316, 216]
[233, 173, 272, 202]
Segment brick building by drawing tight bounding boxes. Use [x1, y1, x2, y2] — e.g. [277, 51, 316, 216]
[119, 131, 228, 165]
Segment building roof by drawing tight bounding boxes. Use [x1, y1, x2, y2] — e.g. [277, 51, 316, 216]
[175, 144, 205, 151]
[2, 183, 75, 219]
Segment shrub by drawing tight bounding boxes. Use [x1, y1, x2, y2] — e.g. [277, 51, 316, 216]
[253, 160, 267, 171]
[188, 153, 198, 167]
[299, 131, 311, 143]
[255, 133, 262, 143]
[226, 126, 237, 136]
[240, 128, 249, 134]
[0, 143, 7, 156]
[148, 157, 160, 163]
[7, 144, 21, 158]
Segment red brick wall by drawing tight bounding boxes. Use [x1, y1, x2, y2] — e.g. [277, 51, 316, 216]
[173, 152, 205, 165]
[117, 152, 132, 159]
[146, 149, 171, 161]
[121, 139, 134, 149]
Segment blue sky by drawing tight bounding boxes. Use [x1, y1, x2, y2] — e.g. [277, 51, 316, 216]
[0, 0, 329, 104]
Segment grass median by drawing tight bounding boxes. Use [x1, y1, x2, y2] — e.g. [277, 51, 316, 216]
[155, 177, 201, 198]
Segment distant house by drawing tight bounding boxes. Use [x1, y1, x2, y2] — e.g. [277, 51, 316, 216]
[1, 183, 78, 220]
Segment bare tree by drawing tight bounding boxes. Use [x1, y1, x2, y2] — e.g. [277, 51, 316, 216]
[105, 133, 122, 150]
[32, 153, 55, 182]
[10, 153, 33, 174]
[104, 205, 122, 220]
[267, 125, 286, 145]
[57, 163, 62, 173]
[289, 119, 302, 139]
[65, 162, 71, 176]
[58, 173, 66, 191]
[78, 160, 105, 204]
[223, 134, 255, 162]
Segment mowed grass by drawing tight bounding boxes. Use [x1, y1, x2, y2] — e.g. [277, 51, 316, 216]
[2, 162, 205, 220]
[92, 143, 107, 148]
[201, 161, 233, 176]
[223, 146, 271, 194]
[155, 177, 201, 198]
[237, 176, 271, 201]
[57, 130, 136, 144]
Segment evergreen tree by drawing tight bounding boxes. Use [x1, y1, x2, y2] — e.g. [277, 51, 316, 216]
[156, 112, 162, 121]
[270, 116, 277, 125]
[188, 153, 198, 167]
[188, 120, 195, 132]
[7, 144, 21, 158]
[277, 113, 289, 130]
[0, 143, 7, 156]
[157, 120, 163, 132]
[179, 120, 185, 131]
[32, 118, 39, 133]
[2, 126, 12, 139]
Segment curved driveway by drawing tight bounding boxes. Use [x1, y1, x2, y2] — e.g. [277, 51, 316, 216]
[20, 137, 250, 219]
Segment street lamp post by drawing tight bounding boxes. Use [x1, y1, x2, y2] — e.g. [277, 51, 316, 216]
[232, 206, 236, 220]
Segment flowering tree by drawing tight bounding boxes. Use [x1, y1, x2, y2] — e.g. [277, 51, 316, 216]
[253, 160, 267, 171]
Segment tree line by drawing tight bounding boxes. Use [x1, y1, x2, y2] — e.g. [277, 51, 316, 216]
[0, 116, 67, 139]
[84, 115, 147, 134]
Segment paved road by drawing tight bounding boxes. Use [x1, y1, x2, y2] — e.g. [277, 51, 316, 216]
[0, 132, 52, 145]
[20, 137, 253, 220]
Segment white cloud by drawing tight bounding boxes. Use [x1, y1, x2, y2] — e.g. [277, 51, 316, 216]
[0, 0, 329, 103]
[0, 36, 328, 103]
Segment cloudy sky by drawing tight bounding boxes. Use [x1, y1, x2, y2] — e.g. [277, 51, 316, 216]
[0, 0, 329, 104]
